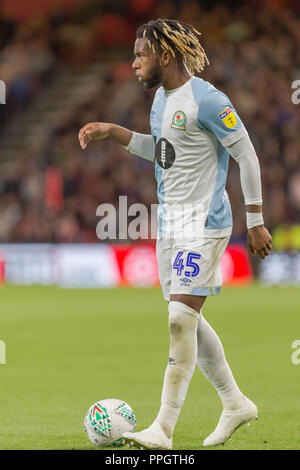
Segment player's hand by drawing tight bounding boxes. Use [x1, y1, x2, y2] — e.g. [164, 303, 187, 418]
[247, 225, 272, 259]
[78, 122, 111, 149]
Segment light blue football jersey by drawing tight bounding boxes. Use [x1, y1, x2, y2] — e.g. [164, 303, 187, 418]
[150, 76, 247, 238]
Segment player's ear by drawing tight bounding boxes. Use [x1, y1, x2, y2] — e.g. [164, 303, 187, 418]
[160, 50, 172, 67]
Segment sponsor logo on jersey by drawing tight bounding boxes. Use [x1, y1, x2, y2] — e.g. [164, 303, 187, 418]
[171, 110, 187, 130]
[218, 106, 237, 128]
[155, 137, 176, 169]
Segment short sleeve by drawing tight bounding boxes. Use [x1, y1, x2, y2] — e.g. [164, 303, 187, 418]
[197, 90, 247, 146]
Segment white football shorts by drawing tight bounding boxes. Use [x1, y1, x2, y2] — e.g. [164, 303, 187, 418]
[156, 236, 230, 301]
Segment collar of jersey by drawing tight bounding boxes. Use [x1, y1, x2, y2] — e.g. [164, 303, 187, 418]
[163, 76, 194, 95]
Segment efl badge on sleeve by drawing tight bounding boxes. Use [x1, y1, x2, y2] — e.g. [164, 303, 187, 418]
[171, 110, 187, 131]
[218, 106, 237, 128]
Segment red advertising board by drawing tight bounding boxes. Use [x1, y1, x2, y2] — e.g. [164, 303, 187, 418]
[220, 244, 253, 285]
[112, 243, 253, 286]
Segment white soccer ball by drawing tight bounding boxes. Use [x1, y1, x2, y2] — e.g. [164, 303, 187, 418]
[84, 399, 136, 447]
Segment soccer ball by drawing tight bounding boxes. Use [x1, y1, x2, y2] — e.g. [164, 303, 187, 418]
[84, 399, 136, 447]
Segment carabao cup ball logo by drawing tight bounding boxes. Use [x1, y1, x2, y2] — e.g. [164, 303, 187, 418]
[171, 110, 187, 130]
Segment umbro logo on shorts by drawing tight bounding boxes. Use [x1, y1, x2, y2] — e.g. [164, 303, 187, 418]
[180, 278, 192, 284]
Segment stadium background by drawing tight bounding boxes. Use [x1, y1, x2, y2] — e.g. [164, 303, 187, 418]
[0, 0, 300, 287]
[0, 0, 300, 451]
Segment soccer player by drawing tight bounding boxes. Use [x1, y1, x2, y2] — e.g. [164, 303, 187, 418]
[78, 19, 272, 449]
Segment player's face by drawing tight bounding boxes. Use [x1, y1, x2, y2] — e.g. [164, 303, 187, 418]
[132, 38, 162, 90]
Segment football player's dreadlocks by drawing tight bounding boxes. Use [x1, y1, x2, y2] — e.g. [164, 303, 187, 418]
[136, 19, 209, 74]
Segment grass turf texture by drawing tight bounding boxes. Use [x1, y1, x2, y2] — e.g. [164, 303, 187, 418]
[0, 284, 299, 450]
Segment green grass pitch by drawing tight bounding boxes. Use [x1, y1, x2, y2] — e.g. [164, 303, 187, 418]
[0, 284, 299, 450]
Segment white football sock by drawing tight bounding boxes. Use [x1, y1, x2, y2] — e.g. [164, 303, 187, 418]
[154, 301, 199, 439]
[197, 311, 244, 410]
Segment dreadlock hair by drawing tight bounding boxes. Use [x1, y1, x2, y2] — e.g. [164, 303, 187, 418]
[136, 19, 209, 74]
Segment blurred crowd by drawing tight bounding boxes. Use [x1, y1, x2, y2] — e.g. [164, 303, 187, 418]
[0, 0, 299, 245]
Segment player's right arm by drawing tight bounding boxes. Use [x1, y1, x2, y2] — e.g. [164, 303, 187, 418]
[78, 122, 155, 162]
[78, 123, 132, 149]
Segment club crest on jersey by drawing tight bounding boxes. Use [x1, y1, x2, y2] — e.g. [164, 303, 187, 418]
[171, 110, 187, 131]
[218, 106, 237, 128]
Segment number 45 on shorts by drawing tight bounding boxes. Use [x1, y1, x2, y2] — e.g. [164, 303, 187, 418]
[172, 251, 201, 277]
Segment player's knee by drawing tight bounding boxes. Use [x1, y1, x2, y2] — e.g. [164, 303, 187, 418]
[169, 319, 183, 337]
[168, 301, 199, 337]
[168, 302, 185, 336]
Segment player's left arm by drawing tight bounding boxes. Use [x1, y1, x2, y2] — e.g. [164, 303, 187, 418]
[198, 90, 272, 260]
[225, 134, 272, 260]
